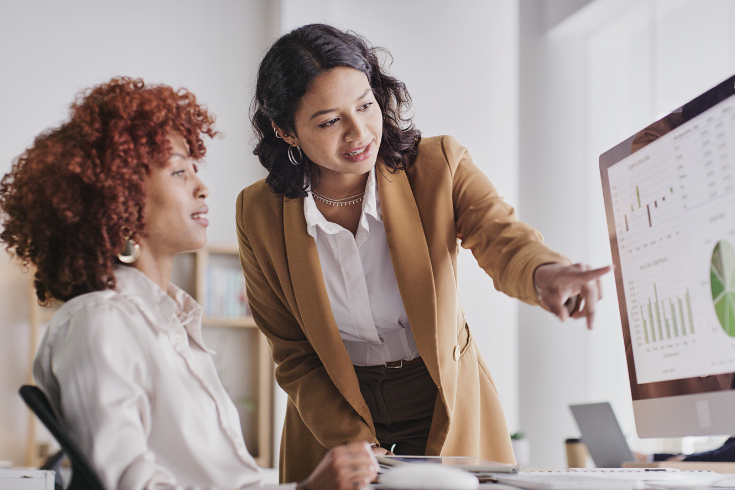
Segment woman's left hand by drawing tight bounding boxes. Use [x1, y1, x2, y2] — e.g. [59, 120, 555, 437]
[533, 263, 612, 330]
[299, 442, 379, 490]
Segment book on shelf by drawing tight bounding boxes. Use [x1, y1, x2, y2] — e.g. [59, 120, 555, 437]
[205, 265, 251, 318]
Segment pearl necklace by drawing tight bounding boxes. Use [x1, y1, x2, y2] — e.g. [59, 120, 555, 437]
[311, 190, 365, 206]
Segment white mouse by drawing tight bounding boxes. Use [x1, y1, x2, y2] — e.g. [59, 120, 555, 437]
[377, 463, 480, 490]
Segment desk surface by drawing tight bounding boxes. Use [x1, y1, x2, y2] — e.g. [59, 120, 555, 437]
[486, 469, 735, 490]
[0, 468, 54, 490]
[623, 461, 735, 473]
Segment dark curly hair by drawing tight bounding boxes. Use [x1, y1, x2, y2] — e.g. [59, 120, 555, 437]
[0, 77, 217, 304]
[251, 23, 421, 199]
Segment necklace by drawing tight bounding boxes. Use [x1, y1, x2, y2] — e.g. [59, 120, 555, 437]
[311, 189, 365, 206]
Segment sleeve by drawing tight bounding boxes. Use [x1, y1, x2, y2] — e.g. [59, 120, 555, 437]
[683, 438, 735, 462]
[235, 191, 376, 449]
[444, 135, 572, 304]
[39, 303, 226, 490]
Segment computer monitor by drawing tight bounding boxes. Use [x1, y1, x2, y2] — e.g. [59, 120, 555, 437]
[599, 74, 735, 438]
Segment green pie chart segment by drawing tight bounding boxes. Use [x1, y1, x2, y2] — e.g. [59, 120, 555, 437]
[711, 240, 735, 337]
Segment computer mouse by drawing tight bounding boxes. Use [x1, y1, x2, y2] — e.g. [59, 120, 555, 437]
[377, 463, 480, 490]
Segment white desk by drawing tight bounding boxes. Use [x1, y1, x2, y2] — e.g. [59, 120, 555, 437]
[0, 468, 54, 490]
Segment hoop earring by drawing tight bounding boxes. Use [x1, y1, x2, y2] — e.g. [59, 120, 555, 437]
[273, 127, 282, 139]
[288, 145, 303, 166]
[117, 238, 141, 264]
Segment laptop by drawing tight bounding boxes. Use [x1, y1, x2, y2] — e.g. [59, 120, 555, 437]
[570, 402, 635, 468]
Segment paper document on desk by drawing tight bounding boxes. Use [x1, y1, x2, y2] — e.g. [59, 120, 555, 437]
[377, 455, 518, 474]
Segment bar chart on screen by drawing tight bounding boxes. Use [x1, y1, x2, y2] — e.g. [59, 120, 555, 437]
[636, 283, 695, 344]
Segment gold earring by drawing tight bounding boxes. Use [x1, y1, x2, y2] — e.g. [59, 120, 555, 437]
[117, 238, 141, 264]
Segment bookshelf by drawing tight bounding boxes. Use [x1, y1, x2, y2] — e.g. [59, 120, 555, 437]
[25, 245, 274, 468]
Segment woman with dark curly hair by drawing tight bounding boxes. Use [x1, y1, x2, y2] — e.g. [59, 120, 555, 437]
[237, 24, 610, 483]
[1, 76, 377, 490]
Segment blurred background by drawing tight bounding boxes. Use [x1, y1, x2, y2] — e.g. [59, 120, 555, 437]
[1, 0, 734, 471]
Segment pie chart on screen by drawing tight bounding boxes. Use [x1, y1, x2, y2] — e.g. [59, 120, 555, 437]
[711, 240, 735, 337]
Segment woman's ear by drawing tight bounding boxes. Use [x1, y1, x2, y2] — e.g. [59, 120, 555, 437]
[272, 123, 299, 147]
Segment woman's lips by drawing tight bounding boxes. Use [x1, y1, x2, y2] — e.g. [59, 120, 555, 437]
[192, 207, 209, 226]
[341, 142, 373, 162]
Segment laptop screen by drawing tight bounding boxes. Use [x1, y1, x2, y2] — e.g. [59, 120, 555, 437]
[570, 402, 633, 468]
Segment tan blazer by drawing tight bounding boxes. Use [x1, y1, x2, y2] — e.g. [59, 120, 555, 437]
[236, 136, 570, 483]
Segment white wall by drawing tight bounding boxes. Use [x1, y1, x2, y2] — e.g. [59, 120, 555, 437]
[518, 0, 598, 469]
[0, 0, 274, 465]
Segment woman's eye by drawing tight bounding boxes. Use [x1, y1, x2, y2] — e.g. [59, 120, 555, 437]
[320, 118, 339, 128]
[359, 102, 373, 111]
[172, 170, 186, 177]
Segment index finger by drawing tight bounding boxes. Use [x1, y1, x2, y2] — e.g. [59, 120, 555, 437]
[573, 265, 611, 283]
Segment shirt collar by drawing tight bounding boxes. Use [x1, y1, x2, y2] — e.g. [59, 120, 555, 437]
[363, 165, 381, 222]
[113, 265, 210, 353]
[304, 166, 382, 238]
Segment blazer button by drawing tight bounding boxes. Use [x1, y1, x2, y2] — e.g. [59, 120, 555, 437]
[453, 345, 461, 361]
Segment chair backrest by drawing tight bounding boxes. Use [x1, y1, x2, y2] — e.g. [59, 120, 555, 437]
[19, 385, 106, 490]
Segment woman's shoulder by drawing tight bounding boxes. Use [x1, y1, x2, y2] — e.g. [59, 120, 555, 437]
[412, 135, 468, 174]
[34, 288, 156, 400]
[238, 178, 276, 205]
[237, 179, 285, 215]
[49, 289, 145, 339]
[236, 178, 287, 230]
[37, 289, 148, 368]
[418, 134, 462, 151]
[56, 289, 125, 317]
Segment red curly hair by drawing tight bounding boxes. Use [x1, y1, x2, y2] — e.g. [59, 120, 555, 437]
[0, 77, 217, 304]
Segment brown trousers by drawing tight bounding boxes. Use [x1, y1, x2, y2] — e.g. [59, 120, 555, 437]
[353, 358, 437, 455]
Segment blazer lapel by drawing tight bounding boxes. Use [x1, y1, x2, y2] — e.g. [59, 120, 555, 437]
[377, 165, 440, 380]
[282, 197, 372, 423]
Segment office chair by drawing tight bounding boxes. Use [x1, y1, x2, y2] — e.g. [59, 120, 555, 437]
[19, 385, 106, 490]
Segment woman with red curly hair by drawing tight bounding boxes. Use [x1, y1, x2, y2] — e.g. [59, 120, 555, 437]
[0, 77, 377, 490]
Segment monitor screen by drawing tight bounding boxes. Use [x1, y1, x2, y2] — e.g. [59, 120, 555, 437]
[600, 74, 735, 438]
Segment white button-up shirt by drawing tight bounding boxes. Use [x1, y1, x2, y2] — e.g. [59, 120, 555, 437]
[34, 265, 289, 490]
[304, 167, 420, 366]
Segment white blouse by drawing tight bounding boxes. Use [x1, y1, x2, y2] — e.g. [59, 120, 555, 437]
[34, 265, 291, 490]
[304, 167, 420, 366]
